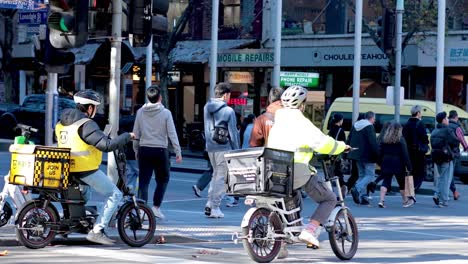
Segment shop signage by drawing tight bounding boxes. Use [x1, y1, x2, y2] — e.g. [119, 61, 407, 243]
[224, 71, 254, 84]
[280, 71, 319, 88]
[18, 9, 48, 38]
[217, 49, 274, 67]
[0, 0, 44, 10]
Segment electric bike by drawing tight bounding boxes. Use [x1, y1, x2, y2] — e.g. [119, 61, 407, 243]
[0, 124, 35, 227]
[13, 129, 156, 249]
[228, 149, 358, 263]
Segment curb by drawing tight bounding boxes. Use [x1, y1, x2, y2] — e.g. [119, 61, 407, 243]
[0, 234, 206, 247]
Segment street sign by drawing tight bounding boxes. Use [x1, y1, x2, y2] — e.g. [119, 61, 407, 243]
[280, 71, 320, 88]
[0, 0, 45, 10]
[18, 9, 48, 38]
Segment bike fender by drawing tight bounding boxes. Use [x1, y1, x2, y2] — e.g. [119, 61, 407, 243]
[14, 200, 59, 225]
[241, 207, 261, 228]
[324, 206, 346, 228]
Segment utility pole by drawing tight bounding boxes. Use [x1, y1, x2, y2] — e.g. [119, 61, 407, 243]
[108, 0, 123, 183]
[394, 0, 404, 123]
[272, 0, 282, 87]
[45, 72, 58, 146]
[146, 38, 153, 97]
[435, 0, 445, 115]
[352, 0, 363, 123]
[209, 0, 219, 98]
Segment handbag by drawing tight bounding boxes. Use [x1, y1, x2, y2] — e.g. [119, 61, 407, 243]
[404, 174, 415, 197]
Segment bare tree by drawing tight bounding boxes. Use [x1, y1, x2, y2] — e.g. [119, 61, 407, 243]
[154, 0, 197, 106]
[0, 9, 18, 103]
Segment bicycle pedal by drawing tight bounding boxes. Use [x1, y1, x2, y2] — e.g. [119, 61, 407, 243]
[306, 243, 319, 249]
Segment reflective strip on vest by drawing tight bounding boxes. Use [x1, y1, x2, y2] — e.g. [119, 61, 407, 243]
[55, 118, 102, 172]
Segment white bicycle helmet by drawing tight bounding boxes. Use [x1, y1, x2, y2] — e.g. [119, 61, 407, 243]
[281, 85, 307, 109]
[74, 89, 101, 106]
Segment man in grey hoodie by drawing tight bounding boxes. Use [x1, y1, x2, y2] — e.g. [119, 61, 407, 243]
[347, 111, 379, 205]
[203, 82, 240, 218]
[133, 86, 182, 219]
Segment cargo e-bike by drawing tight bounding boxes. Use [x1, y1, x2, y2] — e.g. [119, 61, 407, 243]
[11, 127, 156, 249]
[226, 148, 358, 263]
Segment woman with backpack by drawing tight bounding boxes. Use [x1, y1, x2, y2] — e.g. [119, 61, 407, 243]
[378, 121, 413, 208]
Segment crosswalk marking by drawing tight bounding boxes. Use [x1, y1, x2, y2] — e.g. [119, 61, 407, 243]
[48, 246, 213, 264]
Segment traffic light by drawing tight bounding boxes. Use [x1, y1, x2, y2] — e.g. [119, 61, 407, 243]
[152, 0, 169, 35]
[47, 0, 89, 49]
[376, 9, 395, 54]
[129, 0, 153, 47]
[382, 9, 395, 54]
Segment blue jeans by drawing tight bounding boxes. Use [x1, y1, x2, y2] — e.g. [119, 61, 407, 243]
[434, 161, 453, 204]
[196, 162, 213, 191]
[126, 160, 139, 193]
[355, 162, 375, 199]
[80, 170, 123, 232]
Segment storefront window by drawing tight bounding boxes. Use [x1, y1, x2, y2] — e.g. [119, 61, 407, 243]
[167, 0, 189, 33]
[223, 0, 241, 27]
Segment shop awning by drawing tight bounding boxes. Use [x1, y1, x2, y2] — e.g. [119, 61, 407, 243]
[169, 39, 257, 64]
[70, 43, 102, 64]
[122, 40, 149, 62]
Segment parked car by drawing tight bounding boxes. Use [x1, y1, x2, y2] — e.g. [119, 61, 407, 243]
[0, 94, 77, 144]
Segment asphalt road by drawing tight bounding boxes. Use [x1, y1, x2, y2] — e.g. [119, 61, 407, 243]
[1, 152, 468, 263]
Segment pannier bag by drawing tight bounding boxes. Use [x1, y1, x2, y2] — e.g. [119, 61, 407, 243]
[224, 147, 294, 197]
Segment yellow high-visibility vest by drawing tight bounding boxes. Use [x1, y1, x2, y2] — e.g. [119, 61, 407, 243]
[55, 118, 102, 172]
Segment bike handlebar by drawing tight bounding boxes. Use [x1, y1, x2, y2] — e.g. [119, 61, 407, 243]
[16, 124, 38, 134]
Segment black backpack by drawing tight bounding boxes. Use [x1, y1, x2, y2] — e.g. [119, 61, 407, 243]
[211, 107, 229, 145]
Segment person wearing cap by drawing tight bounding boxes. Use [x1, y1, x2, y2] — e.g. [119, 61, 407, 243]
[430, 112, 459, 207]
[55, 89, 135, 245]
[402, 105, 429, 192]
[447, 110, 467, 200]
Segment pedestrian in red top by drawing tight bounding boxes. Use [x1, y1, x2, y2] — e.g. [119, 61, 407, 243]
[448, 110, 467, 200]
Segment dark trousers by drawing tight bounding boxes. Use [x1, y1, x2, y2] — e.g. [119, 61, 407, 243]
[409, 152, 426, 190]
[196, 162, 213, 191]
[346, 160, 359, 189]
[138, 147, 170, 207]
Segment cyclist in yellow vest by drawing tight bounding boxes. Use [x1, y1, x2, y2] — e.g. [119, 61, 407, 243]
[55, 89, 134, 245]
[268, 85, 350, 248]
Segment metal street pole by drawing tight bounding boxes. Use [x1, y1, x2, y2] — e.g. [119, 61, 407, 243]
[352, 0, 363, 123]
[108, 0, 123, 183]
[209, 0, 219, 98]
[272, 0, 282, 87]
[146, 38, 153, 96]
[45, 72, 58, 146]
[435, 0, 445, 115]
[394, 0, 404, 123]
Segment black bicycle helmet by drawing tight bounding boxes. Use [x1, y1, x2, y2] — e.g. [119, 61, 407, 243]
[74, 89, 101, 106]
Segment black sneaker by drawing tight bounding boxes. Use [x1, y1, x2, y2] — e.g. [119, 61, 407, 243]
[350, 188, 361, 205]
[360, 198, 370, 205]
[433, 196, 440, 206]
[86, 229, 115, 245]
[204, 206, 211, 216]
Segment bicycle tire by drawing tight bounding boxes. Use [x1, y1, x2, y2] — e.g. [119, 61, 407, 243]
[328, 209, 359, 260]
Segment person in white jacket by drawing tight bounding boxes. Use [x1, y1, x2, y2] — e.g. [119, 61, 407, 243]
[268, 85, 349, 248]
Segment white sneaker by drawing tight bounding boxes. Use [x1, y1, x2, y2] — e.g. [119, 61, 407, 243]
[298, 229, 320, 248]
[208, 208, 224, 218]
[152, 206, 165, 219]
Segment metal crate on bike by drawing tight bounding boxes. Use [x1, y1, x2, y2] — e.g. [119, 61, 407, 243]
[9, 145, 71, 190]
[224, 147, 294, 197]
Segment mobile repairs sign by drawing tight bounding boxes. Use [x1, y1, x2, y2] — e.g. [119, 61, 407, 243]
[280, 71, 319, 88]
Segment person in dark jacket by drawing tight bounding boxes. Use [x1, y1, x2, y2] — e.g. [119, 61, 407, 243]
[55, 90, 134, 245]
[378, 122, 413, 208]
[430, 112, 460, 207]
[347, 111, 379, 205]
[328, 113, 347, 194]
[402, 105, 429, 191]
[447, 110, 467, 200]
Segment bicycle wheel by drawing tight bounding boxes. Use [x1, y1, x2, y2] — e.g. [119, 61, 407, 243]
[16, 201, 58, 249]
[117, 202, 156, 247]
[242, 208, 282, 263]
[328, 209, 359, 260]
[0, 201, 13, 227]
